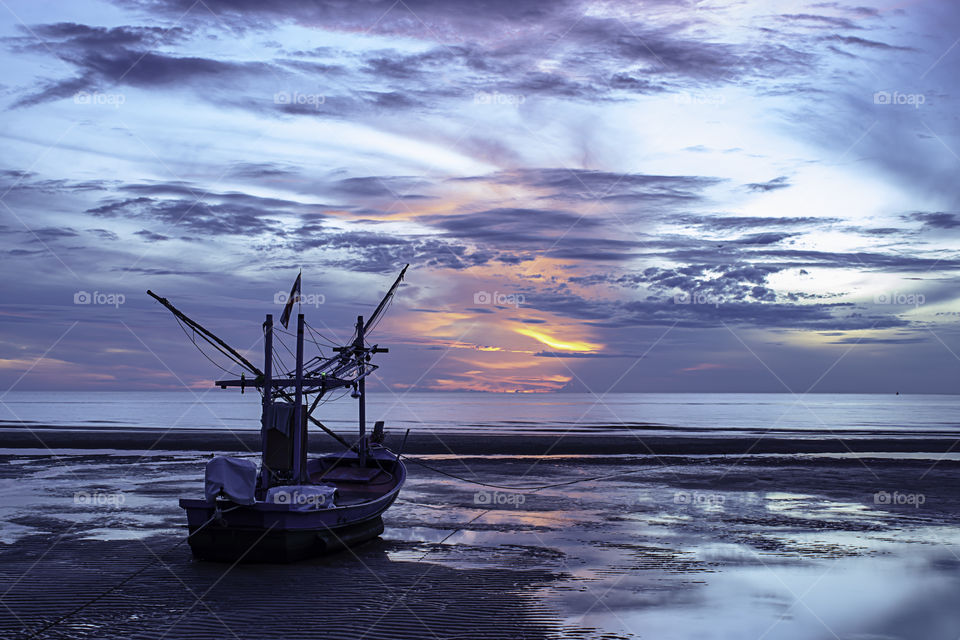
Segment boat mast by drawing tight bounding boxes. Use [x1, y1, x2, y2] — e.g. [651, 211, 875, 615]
[292, 313, 306, 483]
[356, 315, 366, 467]
[261, 314, 274, 489]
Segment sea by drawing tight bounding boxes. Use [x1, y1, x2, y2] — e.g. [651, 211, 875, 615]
[1, 391, 958, 438]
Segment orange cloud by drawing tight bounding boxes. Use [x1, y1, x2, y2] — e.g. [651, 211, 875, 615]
[513, 326, 603, 352]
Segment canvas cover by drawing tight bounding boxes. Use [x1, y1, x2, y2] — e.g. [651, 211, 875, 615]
[204, 456, 258, 505]
[269, 401, 295, 436]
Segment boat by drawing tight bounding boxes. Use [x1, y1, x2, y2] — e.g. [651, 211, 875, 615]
[146, 265, 409, 563]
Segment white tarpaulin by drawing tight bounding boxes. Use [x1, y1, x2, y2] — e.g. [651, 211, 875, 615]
[204, 456, 258, 505]
[265, 484, 337, 510]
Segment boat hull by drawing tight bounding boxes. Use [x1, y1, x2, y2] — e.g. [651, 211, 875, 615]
[180, 450, 404, 563]
[183, 514, 385, 563]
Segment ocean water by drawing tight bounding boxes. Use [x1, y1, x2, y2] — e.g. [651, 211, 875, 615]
[1, 391, 959, 437]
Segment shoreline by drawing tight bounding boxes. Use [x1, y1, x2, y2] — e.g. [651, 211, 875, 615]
[1, 424, 958, 455]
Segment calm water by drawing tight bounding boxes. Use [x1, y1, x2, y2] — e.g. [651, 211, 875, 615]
[1, 391, 958, 437]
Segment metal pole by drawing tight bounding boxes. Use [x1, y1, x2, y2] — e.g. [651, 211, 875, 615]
[357, 315, 366, 468]
[261, 315, 273, 491]
[292, 313, 305, 483]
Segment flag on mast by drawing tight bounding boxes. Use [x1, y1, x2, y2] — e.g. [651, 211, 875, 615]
[280, 271, 301, 328]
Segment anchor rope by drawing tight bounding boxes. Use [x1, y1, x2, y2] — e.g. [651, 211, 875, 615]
[20, 507, 239, 640]
[398, 454, 694, 492]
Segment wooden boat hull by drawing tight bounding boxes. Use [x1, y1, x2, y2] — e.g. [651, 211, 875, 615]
[182, 514, 386, 563]
[180, 451, 405, 563]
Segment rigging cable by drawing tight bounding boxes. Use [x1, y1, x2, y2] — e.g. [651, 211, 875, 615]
[303, 321, 340, 348]
[175, 316, 245, 376]
[364, 293, 394, 340]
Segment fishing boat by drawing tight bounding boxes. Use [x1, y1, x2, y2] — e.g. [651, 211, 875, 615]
[147, 266, 409, 563]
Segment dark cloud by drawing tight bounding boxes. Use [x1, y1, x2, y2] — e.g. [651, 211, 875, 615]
[905, 212, 960, 229]
[825, 35, 914, 51]
[332, 176, 433, 199]
[657, 247, 960, 273]
[9, 22, 272, 108]
[858, 227, 903, 236]
[418, 206, 658, 262]
[226, 163, 300, 180]
[676, 215, 840, 231]
[731, 232, 797, 246]
[27, 227, 79, 241]
[745, 176, 791, 192]
[80, 0, 821, 111]
[453, 169, 722, 207]
[420, 207, 599, 242]
[134, 229, 170, 241]
[827, 336, 927, 344]
[87, 228, 119, 241]
[87, 196, 283, 236]
[779, 13, 861, 29]
[117, 266, 210, 276]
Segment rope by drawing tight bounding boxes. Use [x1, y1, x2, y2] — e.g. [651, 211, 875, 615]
[398, 454, 691, 492]
[21, 507, 238, 639]
[418, 508, 491, 561]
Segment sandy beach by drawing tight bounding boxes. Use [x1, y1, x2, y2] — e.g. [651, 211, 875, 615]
[2, 428, 960, 639]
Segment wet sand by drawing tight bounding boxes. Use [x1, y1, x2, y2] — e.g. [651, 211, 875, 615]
[2, 430, 960, 639]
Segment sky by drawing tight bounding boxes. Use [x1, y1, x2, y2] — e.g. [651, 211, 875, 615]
[1, 0, 959, 394]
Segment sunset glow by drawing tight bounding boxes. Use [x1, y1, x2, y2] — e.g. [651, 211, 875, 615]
[512, 328, 603, 353]
[0, 0, 958, 393]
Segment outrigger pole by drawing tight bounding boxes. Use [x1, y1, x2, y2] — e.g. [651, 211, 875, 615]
[146, 290, 353, 451]
[147, 290, 259, 374]
[364, 264, 408, 334]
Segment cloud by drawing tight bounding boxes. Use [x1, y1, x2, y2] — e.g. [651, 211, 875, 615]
[904, 211, 960, 230]
[134, 229, 170, 241]
[827, 336, 927, 344]
[824, 35, 914, 51]
[87, 197, 284, 236]
[745, 176, 791, 192]
[676, 215, 841, 231]
[458, 168, 722, 204]
[8, 22, 270, 107]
